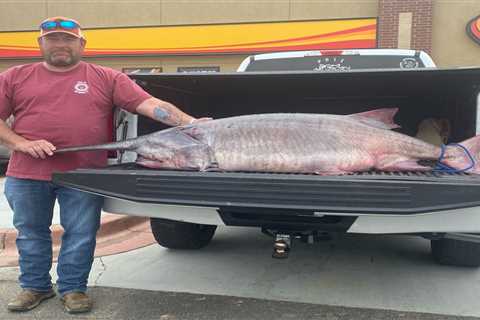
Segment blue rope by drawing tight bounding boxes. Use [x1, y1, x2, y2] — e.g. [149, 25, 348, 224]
[433, 143, 475, 173]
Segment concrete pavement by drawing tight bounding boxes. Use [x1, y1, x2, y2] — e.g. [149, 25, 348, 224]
[1, 223, 480, 319]
[5, 227, 469, 318]
[0, 269, 479, 320]
[85, 228, 480, 318]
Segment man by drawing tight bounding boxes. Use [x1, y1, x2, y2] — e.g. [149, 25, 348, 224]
[0, 17, 210, 314]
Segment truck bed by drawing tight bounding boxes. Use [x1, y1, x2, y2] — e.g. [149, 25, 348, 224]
[52, 164, 480, 215]
[53, 67, 480, 220]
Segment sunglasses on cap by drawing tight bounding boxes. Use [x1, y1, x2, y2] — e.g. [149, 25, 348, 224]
[40, 19, 79, 31]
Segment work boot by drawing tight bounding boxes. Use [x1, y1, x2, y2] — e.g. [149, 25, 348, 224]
[61, 292, 92, 314]
[7, 289, 56, 311]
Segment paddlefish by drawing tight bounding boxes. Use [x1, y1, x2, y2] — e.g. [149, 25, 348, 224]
[55, 108, 480, 175]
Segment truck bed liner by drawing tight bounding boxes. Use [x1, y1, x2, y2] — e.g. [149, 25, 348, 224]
[52, 164, 480, 215]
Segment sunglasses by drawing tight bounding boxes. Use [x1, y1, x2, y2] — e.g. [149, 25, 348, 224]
[40, 19, 79, 31]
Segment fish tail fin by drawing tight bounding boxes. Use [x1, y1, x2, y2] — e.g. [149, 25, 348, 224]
[442, 135, 480, 174]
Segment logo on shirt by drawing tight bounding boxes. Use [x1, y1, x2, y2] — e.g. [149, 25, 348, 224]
[73, 81, 89, 94]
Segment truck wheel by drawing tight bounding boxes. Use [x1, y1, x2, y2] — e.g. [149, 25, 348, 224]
[150, 218, 217, 249]
[431, 238, 480, 267]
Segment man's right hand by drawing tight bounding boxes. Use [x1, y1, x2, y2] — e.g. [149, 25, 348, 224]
[14, 139, 56, 159]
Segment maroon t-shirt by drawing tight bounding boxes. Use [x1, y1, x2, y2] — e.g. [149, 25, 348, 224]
[0, 61, 151, 181]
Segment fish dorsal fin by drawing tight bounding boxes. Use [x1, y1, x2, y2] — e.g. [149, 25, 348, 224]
[348, 108, 401, 130]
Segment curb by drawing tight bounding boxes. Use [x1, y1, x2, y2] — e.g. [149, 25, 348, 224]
[0, 213, 156, 267]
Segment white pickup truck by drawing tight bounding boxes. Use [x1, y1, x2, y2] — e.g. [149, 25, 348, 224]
[53, 49, 480, 267]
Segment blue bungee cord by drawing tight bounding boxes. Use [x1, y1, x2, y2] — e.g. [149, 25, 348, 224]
[433, 143, 475, 173]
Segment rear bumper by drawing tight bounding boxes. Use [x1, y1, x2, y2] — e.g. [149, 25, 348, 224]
[348, 207, 480, 234]
[103, 196, 480, 234]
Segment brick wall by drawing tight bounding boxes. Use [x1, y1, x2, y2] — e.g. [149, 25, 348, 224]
[378, 0, 432, 54]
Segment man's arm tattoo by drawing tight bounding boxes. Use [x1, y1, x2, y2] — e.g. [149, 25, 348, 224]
[153, 107, 169, 121]
[153, 106, 182, 126]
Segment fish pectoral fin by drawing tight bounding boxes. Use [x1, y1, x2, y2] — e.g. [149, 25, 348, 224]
[175, 144, 217, 171]
[375, 155, 431, 171]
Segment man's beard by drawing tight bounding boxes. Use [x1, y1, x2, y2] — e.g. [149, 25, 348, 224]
[45, 51, 80, 67]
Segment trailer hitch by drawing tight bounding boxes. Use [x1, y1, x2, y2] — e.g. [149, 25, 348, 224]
[266, 229, 334, 259]
[272, 233, 291, 259]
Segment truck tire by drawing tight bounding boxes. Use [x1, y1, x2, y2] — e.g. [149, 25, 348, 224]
[150, 218, 217, 250]
[431, 238, 480, 267]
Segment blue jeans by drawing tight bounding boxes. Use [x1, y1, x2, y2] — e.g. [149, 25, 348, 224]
[4, 177, 103, 296]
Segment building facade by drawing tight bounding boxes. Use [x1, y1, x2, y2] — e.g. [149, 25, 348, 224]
[0, 0, 479, 72]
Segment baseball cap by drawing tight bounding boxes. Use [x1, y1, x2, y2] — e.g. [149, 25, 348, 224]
[39, 16, 84, 39]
